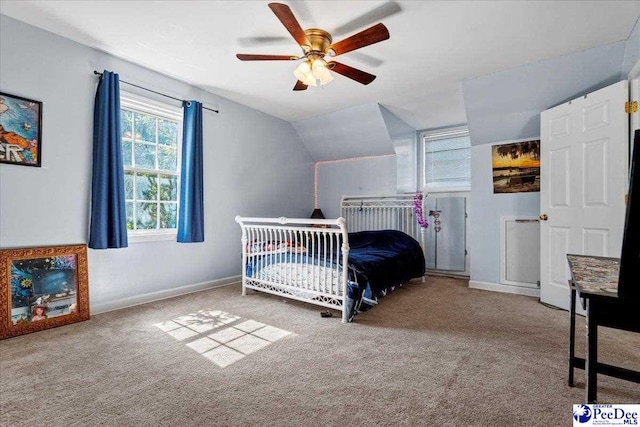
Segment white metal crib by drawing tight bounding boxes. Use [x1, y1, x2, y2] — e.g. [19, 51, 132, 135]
[235, 194, 426, 323]
[341, 194, 426, 250]
[235, 216, 352, 322]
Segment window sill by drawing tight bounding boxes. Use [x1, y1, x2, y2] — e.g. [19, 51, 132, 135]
[128, 230, 177, 244]
[423, 186, 471, 194]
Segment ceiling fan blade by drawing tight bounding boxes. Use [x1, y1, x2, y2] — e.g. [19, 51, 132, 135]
[328, 23, 390, 57]
[236, 54, 298, 61]
[268, 3, 310, 48]
[333, 2, 401, 37]
[328, 61, 376, 85]
[293, 80, 308, 91]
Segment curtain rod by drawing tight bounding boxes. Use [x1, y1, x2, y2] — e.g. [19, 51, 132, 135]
[93, 70, 219, 114]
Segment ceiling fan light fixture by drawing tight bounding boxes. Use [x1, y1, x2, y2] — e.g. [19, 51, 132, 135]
[321, 71, 334, 86]
[293, 61, 311, 81]
[303, 72, 318, 87]
[294, 60, 319, 87]
[311, 58, 333, 85]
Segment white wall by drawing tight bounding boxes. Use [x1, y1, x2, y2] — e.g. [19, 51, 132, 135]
[316, 156, 397, 219]
[310, 106, 415, 219]
[469, 144, 539, 285]
[0, 16, 314, 311]
[463, 39, 632, 292]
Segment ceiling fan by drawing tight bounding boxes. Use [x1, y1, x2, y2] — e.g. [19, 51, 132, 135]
[236, 3, 391, 91]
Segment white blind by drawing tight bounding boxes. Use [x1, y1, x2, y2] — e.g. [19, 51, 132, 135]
[422, 128, 471, 189]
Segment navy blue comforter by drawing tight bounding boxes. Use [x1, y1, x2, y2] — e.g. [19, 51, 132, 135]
[347, 230, 425, 297]
[245, 230, 425, 320]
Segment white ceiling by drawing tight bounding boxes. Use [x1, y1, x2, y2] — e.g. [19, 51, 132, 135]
[1, 1, 639, 130]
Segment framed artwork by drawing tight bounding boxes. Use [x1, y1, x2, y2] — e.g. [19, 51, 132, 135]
[0, 244, 90, 339]
[492, 139, 540, 193]
[0, 92, 43, 167]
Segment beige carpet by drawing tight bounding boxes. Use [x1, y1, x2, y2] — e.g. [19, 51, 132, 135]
[1, 277, 639, 427]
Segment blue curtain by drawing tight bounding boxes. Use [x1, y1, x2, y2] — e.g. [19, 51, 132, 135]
[89, 70, 128, 249]
[177, 100, 204, 243]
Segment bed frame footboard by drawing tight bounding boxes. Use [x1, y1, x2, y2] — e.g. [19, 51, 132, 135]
[235, 216, 351, 323]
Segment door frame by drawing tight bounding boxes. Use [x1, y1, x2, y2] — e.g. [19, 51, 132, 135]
[630, 59, 640, 143]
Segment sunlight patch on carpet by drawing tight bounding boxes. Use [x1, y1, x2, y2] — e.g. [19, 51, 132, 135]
[154, 310, 292, 368]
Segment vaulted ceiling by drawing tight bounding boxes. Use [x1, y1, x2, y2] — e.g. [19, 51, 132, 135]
[1, 1, 639, 130]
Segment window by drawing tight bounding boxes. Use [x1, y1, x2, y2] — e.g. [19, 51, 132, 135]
[120, 93, 182, 239]
[422, 127, 471, 190]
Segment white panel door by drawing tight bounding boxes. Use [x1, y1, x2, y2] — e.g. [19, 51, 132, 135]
[540, 80, 628, 310]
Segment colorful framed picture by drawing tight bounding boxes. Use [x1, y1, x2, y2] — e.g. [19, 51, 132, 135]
[0, 244, 90, 339]
[0, 92, 43, 167]
[492, 139, 540, 193]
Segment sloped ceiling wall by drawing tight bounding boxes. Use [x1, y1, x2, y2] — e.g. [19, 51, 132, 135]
[379, 105, 417, 192]
[621, 17, 640, 78]
[379, 104, 416, 144]
[462, 40, 627, 146]
[292, 103, 413, 162]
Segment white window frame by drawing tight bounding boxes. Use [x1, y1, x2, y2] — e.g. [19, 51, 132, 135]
[420, 126, 471, 193]
[120, 92, 182, 243]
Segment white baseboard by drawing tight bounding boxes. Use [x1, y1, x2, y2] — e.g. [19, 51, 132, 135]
[427, 270, 470, 280]
[91, 275, 241, 315]
[469, 280, 540, 298]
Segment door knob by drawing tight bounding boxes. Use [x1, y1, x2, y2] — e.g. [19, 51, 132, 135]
[539, 214, 548, 221]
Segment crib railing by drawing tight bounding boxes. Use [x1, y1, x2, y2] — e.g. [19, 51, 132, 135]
[341, 194, 426, 252]
[235, 216, 351, 322]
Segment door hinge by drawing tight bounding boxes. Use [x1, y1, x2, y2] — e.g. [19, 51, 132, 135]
[625, 193, 629, 205]
[625, 101, 638, 114]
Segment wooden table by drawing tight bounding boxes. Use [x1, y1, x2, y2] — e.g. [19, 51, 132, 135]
[567, 254, 640, 403]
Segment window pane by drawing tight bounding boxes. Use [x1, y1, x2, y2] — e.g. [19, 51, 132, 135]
[160, 203, 177, 229]
[424, 136, 469, 153]
[124, 171, 134, 199]
[423, 132, 471, 188]
[159, 119, 178, 147]
[426, 159, 470, 182]
[134, 142, 156, 169]
[135, 173, 158, 201]
[126, 202, 134, 230]
[134, 113, 157, 143]
[158, 146, 177, 172]
[159, 175, 178, 201]
[120, 97, 181, 234]
[425, 150, 471, 180]
[122, 110, 132, 139]
[122, 140, 132, 167]
[136, 202, 157, 229]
